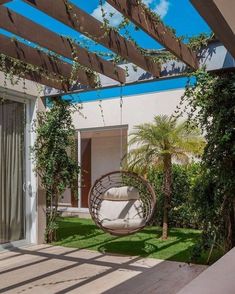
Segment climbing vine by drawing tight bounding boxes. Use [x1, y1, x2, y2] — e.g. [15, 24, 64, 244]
[0, 53, 67, 88]
[31, 97, 80, 242]
[0, 36, 101, 93]
[0, 0, 215, 92]
[179, 69, 235, 254]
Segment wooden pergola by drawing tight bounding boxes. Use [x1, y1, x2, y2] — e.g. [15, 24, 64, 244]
[190, 0, 235, 59]
[0, 0, 206, 92]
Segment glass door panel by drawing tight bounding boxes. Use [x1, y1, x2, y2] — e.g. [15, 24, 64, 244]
[0, 99, 26, 244]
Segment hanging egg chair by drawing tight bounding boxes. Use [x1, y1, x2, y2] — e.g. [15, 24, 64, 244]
[89, 171, 156, 236]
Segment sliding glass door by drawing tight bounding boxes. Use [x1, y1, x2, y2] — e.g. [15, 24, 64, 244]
[0, 99, 26, 245]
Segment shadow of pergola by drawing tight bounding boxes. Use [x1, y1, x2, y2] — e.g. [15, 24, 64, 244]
[0, 245, 206, 294]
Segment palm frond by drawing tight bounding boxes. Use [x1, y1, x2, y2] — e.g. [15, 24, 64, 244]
[127, 115, 205, 169]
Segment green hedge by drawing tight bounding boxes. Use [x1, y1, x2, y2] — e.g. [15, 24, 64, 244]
[148, 163, 202, 229]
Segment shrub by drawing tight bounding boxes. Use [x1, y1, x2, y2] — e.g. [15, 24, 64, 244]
[148, 163, 201, 229]
[182, 70, 235, 251]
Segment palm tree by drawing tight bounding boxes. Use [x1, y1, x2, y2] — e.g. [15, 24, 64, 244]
[127, 115, 205, 239]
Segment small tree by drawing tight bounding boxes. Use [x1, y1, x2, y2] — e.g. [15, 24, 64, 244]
[127, 115, 204, 239]
[32, 97, 80, 242]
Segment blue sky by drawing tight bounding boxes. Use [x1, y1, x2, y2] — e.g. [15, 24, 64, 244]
[3, 0, 211, 101]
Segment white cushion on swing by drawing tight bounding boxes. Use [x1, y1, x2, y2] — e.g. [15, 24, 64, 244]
[99, 199, 143, 220]
[98, 199, 145, 230]
[101, 218, 145, 230]
[102, 186, 140, 201]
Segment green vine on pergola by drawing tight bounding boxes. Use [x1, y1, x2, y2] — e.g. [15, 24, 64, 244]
[0, 53, 67, 88]
[0, 0, 214, 93]
[96, 0, 213, 63]
[0, 37, 102, 91]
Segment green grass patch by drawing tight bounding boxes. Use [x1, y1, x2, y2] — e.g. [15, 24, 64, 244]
[54, 217, 222, 265]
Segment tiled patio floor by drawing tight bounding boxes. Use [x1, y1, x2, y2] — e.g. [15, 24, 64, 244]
[0, 245, 206, 294]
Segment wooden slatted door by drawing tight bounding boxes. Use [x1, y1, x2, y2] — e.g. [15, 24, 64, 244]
[71, 137, 78, 208]
[81, 138, 91, 208]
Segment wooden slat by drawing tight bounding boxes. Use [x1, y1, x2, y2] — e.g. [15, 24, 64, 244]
[190, 0, 235, 59]
[0, 34, 97, 88]
[0, 6, 125, 84]
[81, 138, 91, 208]
[0, 56, 68, 90]
[106, 0, 199, 69]
[23, 0, 161, 77]
[0, 0, 11, 4]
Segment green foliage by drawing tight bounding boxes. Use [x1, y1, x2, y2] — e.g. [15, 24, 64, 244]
[126, 115, 204, 239]
[127, 115, 204, 173]
[187, 33, 214, 51]
[31, 97, 80, 242]
[148, 163, 201, 229]
[181, 69, 235, 252]
[92, 0, 212, 67]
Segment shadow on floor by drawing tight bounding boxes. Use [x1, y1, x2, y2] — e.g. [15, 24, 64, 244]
[0, 245, 207, 294]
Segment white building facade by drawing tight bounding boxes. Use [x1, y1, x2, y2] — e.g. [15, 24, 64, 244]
[59, 88, 184, 214]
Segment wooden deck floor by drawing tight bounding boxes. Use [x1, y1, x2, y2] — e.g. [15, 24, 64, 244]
[0, 245, 206, 294]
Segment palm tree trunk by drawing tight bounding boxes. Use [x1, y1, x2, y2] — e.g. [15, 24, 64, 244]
[162, 154, 172, 240]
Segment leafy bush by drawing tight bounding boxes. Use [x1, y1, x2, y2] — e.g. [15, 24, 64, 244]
[148, 163, 201, 229]
[182, 70, 235, 251]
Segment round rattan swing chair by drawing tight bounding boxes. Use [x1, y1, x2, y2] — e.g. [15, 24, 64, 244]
[89, 171, 156, 236]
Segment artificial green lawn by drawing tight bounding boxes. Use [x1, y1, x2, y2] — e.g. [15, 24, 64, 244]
[54, 217, 222, 265]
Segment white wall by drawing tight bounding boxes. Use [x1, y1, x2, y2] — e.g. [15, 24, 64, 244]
[91, 134, 126, 185]
[60, 189, 71, 206]
[71, 89, 185, 209]
[72, 89, 185, 133]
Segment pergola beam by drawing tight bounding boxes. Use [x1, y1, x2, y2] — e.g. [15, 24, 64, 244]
[0, 0, 12, 4]
[0, 7, 126, 84]
[0, 34, 97, 88]
[23, 0, 161, 77]
[1, 57, 69, 90]
[190, 0, 235, 59]
[106, 0, 199, 69]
